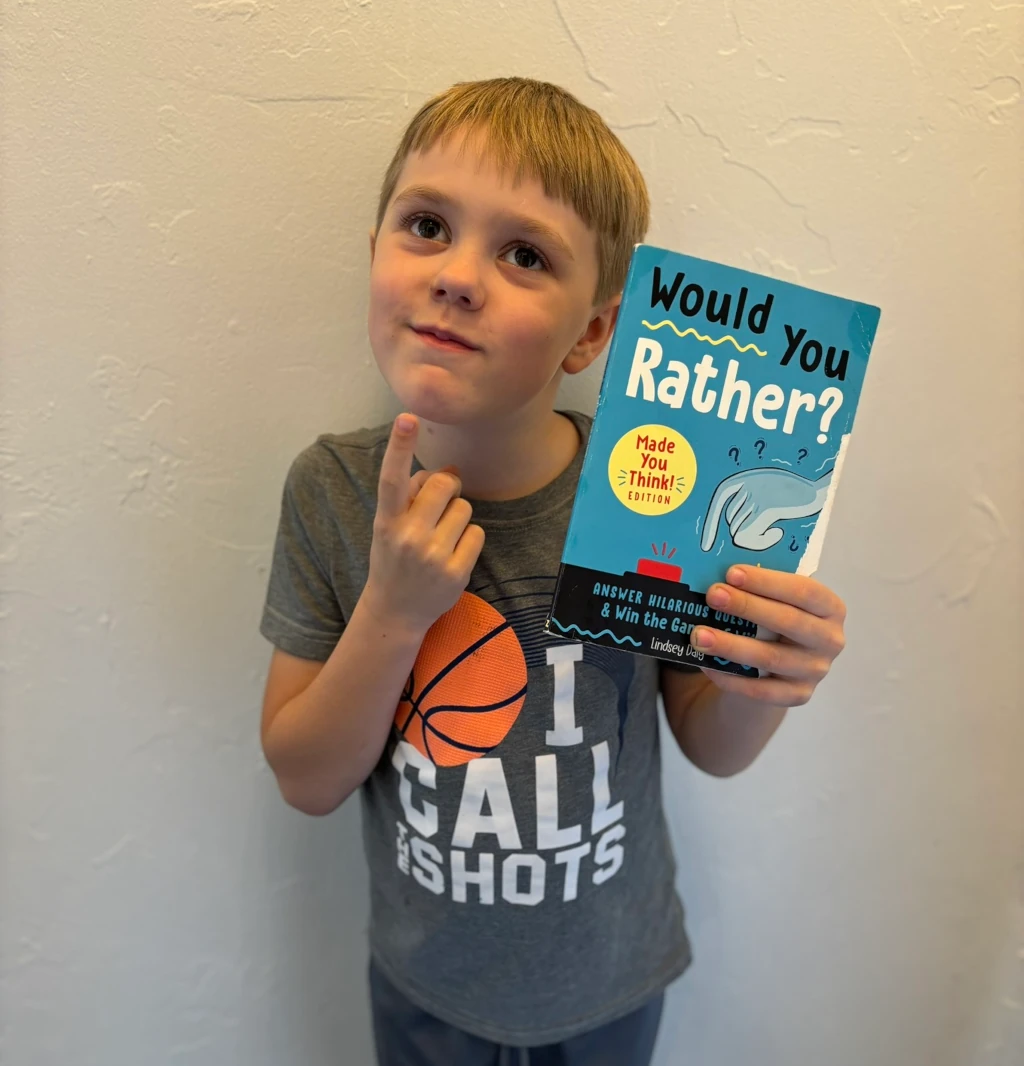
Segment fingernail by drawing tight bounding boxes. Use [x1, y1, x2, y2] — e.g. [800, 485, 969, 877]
[707, 586, 729, 608]
[396, 414, 415, 433]
[692, 627, 714, 649]
[727, 566, 745, 586]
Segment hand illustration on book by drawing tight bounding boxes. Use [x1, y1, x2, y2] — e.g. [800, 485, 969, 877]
[699, 468, 832, 552]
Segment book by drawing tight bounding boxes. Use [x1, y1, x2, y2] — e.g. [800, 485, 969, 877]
[545, 244, 881, 677]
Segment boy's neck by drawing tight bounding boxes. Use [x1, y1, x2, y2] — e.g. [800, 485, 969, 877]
[413, 403, 581, 502]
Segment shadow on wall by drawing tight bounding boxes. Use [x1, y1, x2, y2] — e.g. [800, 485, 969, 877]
[262, 796, 375, 1065]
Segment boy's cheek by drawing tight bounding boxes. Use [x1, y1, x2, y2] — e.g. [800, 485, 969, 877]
[368, 252, 407, 306]
[367, 286, 407, 347]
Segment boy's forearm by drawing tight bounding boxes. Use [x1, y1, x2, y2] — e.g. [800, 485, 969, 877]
[666, 674, 788, 778]
[262, 594, 425, 814]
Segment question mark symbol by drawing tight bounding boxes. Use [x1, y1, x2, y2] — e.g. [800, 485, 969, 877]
[754, 439, 766, 459]
[797, 448, 807, 464]
[816, 388, 844, 444]
[789, 535, 799, 552]
[728, 447, 740, 465]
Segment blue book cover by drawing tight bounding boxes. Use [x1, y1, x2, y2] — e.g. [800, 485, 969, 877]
[545, 244, 881, 677]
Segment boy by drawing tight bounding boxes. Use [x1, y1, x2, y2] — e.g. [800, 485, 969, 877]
[259, 77, 847, 1065]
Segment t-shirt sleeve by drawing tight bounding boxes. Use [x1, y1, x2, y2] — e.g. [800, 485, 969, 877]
[259, 446, 346, 661]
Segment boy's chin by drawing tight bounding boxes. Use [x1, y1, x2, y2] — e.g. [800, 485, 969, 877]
[383, 366, 554, 427]
[389, 382, 497, 427]
[400, 398, 487, 427]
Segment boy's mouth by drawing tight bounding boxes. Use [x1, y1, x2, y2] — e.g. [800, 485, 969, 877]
[410, 324, 480, 352]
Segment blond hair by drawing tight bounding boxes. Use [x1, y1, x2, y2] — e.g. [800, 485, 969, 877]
[374, 77, 650, 306]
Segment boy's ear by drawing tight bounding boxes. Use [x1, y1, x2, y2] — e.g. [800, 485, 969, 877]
[368, 228, 377, 264]
[562, 296, 621, 376]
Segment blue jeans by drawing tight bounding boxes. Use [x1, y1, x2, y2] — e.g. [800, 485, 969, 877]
[369, 959, 664, 1066]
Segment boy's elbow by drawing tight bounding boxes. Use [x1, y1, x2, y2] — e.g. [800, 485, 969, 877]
[261, 734, 352, 816]
[685, 745, 763, 779]
[693, 758, 751, 779]
[283, 791, 338, 818]
[275, 774, 350, 817]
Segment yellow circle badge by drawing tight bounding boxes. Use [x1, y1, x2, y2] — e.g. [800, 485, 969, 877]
[608, 424, 697, 516]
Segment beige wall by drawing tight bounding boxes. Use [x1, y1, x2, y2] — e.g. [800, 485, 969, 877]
[2, 2, 1021, 1063]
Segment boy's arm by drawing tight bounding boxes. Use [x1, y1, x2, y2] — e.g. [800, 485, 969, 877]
[260, 600, 426, 815]
[659, 565, 846, 777]
[260, 415, 484, 816]
[659, 667, 788, 777]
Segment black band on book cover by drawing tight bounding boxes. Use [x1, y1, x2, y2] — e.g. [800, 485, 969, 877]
[545, 563, 760, 679]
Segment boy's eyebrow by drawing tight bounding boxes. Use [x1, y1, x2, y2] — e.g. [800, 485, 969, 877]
[391, 184, 576, 262]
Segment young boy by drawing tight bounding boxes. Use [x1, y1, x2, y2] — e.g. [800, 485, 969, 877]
[259, 77, 847, 1065]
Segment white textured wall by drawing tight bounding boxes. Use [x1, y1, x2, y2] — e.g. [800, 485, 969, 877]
[2, 2, 1021, 1064]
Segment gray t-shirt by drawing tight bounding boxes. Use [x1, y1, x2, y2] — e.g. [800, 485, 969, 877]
[260, 410, 693, 1046]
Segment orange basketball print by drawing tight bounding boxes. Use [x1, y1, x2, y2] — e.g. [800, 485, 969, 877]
[395, 591, 528, 767]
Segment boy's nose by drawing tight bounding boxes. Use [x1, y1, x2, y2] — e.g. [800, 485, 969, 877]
[430, 249, 485, 310]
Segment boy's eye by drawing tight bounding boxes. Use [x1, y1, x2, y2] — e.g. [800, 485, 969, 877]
[402, 211, 443, 240]
[501, 245, 547, 272]
[398, 210, 545, 272]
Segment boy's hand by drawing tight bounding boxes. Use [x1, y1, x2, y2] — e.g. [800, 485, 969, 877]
[691, 566, 846, 708]
[363, 414, 485, 637]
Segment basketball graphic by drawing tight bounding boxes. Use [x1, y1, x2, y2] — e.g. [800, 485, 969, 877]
[395, 592, 528, 767]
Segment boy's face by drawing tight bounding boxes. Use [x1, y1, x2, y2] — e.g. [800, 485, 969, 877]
[367, 129, 619, 426]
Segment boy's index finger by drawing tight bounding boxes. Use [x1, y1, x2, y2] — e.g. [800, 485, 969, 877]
[726, 565, 842, 619]
[376, 414, 418, 519]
